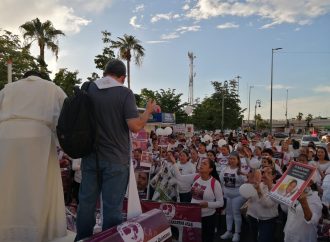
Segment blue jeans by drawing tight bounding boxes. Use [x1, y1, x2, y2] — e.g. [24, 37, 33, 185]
[75, 154, 129, 241]
[247, 215, 277, 242]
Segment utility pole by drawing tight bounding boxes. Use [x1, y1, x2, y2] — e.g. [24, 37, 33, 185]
[235, 75, 241, 96]
[285, 89, 288, 127]
[188, 52, 196, 106]
[270, 47, 282, 134]
[248, 85, 254, 130]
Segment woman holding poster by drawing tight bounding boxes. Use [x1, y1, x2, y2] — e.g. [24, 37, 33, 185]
[282, 181, 322, 242]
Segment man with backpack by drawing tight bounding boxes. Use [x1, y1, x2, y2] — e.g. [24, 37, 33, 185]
[75, 59, 156, 241]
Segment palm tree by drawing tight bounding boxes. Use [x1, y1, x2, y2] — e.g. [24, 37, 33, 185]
[305, 114, 313, 127]
[20, 18, 65, 71]
[111, 34, 145, 89]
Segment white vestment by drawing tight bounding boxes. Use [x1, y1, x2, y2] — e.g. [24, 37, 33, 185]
[0, 76, 67, 242]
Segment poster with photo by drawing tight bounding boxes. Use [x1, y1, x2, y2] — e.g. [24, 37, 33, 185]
[140, 151, 153, 171]
[269, 162, 316, 206]
[132, 128, 149, 151]
[272, 151, 284, 168]
[159, 136, 169, 147]
[135, 171, 150, 200]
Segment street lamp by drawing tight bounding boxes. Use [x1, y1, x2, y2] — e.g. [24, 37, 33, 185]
[254, 99, 261, 130]
[270, 47, 282, 134]
[221, 80, 228, 131]
[247, 85, 254, 130]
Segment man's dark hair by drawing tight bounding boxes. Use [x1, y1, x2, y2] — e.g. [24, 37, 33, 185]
[262, 148, 274, 157]
[23, 70, 51, 81]
[103, 59, 126, 77]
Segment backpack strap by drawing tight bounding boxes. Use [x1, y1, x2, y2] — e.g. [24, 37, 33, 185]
[82, 81, 101, 191]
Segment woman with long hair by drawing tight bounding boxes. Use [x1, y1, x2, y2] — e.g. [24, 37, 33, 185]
[315, 146, 330, 178]
[169, 154, 224, 242]
[220, 152, 247, 242]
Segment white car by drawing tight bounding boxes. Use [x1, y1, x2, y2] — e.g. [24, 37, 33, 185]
[300, 135, 323, 147]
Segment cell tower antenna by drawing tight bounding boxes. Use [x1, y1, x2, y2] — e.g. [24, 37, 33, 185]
[188, 52, 196, 105]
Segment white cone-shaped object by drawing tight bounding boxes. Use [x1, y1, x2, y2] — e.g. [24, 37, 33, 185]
[127, 160, 142, 219]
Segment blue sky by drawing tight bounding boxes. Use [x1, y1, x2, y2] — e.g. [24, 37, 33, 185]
[1, 0, 330, 120]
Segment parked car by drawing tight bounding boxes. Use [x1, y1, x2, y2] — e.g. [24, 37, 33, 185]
[300, 135, 323, 147]
[274, 132, 289, 138]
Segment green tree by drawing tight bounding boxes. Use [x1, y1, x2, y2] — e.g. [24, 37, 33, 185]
[111, 34, 145, 89]
[191, 81, 244, 130]
[53, 68, 81, 97]
[296, 112, 303, 121]
[138, 88, 188, 124]
[305, 114, 313, 127]
[20, 18, 65, 72]
[0, 29, 38, 89]
[87, 72, 100, 82]
[94, 31, 116, 71]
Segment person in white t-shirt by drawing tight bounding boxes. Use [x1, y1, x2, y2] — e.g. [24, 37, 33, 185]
[216, 145, 230, 176]
[177, 150, 196, 202]
[170, 155, 224, 242]
[220, 152, 247, 242]
[281, 182, 322, 242]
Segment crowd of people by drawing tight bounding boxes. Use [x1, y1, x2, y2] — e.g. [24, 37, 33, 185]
[1, 56, 330, 242]
[130, 131, 330, 242]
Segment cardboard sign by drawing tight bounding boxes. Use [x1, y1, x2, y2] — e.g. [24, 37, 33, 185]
[269, 162, 316, 206]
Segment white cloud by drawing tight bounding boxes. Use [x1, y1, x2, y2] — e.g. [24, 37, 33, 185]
[313, 85, 330, 93]
[216, 22, 239, 29]
[146, 40, 168, 44]
[266, 84, 293, 90]
[133, 4, 145, 13]
[271, 95, 330, 119]
[80, 0, 114, 13]
[183, 4, 190, 10]
[0, 0, 90, 34]
[161, 32, 180, 40]
[151, 12, 181, 23]
[129, 16, 142, 29]
[187, 0, 330, 28]
[176, 25, 200, 33]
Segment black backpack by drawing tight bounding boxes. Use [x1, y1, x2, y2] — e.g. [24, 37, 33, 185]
[56, 82, 97, 159]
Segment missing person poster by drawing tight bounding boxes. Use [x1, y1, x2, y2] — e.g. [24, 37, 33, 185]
[135, 171, 150, 200]
[140, 151, 153, 171]
[269, 162, 316, 206]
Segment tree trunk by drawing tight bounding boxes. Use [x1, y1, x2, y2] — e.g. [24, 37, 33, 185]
[39, 43, 46, 72]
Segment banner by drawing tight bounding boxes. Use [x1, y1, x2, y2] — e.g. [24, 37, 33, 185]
[88, 209, 171, 242]
[123, 201, 202, 242]
[173, 124, 186, 134]
[141, 201, 201, 242]
[269, 162, 316, 206]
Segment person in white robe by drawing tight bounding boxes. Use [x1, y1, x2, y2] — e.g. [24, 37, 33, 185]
[0, 72, 67, 242]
